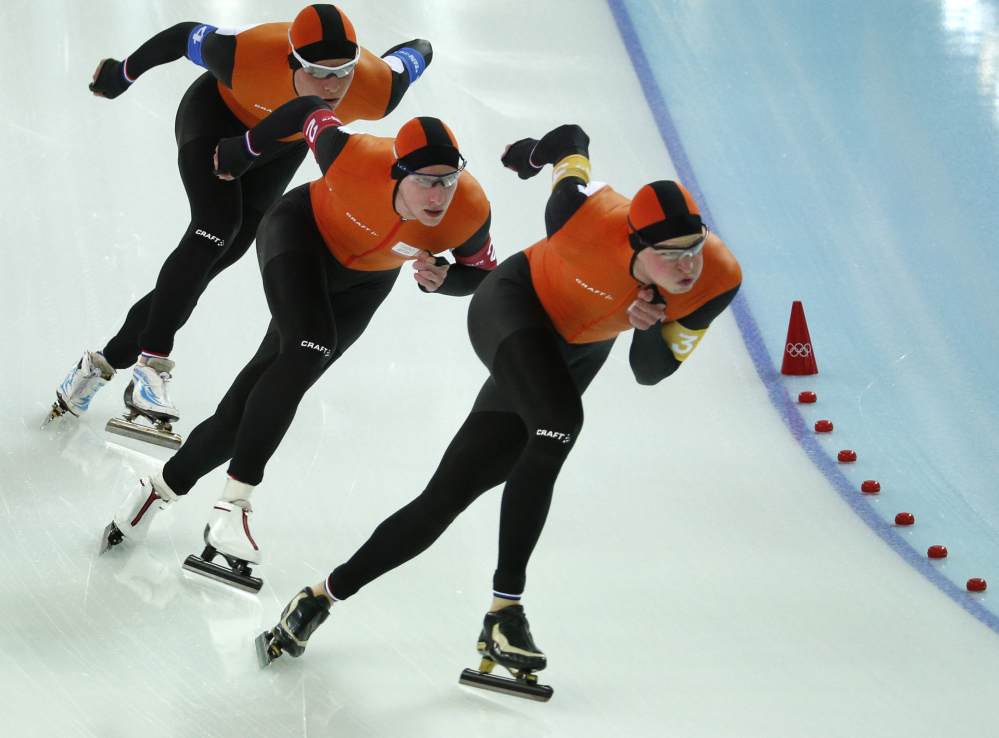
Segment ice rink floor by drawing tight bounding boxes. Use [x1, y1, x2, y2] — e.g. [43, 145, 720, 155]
[2, 1, 998, 736]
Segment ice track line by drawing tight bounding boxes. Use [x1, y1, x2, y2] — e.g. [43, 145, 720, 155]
[605, 0, 999, 636]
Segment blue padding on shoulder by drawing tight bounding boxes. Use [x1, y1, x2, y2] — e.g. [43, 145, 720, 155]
[187, 24, 217, 69]
[387, 48, 426, 84]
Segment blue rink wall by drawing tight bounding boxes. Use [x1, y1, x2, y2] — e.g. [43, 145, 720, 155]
[610, 0, 999, 625]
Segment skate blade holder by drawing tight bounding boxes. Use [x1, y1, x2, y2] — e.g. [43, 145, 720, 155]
[183, 544, 263, 594]
[255, 630, 283, 669]
[41, 399, 72, 429]
[459, 657, 553, 702]
[99, 522, 125, 556]
[106, 411, 182, 450]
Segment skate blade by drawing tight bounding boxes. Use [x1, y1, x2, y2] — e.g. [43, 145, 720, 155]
[41, 401, 71, 429]
[99, 522, 119, 556]
[255, 631, 280, 668]
[105, 417, 182, 450]
[458, 668, 554, 702]
[183, 554, 263, 594]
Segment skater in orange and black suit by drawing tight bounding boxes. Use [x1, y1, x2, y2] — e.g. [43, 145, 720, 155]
[257, 123, 743, 689]
[53, 4, 433, 425]
[102, 101, 494, 589]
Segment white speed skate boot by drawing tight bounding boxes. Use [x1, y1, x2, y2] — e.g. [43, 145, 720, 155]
[106, 357, 182, 449]
[44, 350, 115, 427]
[100, 474, 180, 555]
[183, 478, 263, 593]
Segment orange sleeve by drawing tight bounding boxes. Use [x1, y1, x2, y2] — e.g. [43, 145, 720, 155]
[334, 48, 393, 124]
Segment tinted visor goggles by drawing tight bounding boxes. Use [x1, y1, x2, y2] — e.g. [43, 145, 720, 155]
[288, 32, 360, 79]
[631, 223, 710, 261]
[395, 155, 467, 188]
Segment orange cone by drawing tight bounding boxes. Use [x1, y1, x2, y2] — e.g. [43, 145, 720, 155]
[781, 301, 818, 375]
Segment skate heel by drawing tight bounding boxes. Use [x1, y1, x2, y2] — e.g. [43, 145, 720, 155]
[99, 521, 125, 555]
[255, 630, 283, 668]
[41, 400, 71, 428]
[183, 543, 263, 593]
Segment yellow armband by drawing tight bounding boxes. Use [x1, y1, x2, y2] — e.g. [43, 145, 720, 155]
[662, 322, 708, 361]
[552, 155, 592, 189]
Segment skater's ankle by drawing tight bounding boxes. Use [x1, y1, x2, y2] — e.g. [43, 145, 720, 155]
[489, 594, 522, 612]
[139, 351, 171, 368]
[311, 583, 335, 605]
[222, 476, 255, 505]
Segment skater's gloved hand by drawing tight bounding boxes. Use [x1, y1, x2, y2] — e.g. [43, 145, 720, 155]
[501, 138, 543, 180]
[413, 251, 449, 291]
[90, 58, 132, 99]
[214, 134, 257, 180]
[627, 287, 666, 330]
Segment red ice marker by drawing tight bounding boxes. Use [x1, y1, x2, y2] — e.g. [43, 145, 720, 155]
[781, 301, 818, 375]
[928, 545, 948, 559]
[967, 578, 987, 592]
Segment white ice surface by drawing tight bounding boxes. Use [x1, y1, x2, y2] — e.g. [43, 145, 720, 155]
[2, 1, 998, 736]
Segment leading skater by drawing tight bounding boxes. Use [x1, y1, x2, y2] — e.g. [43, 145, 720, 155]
[50, 4, 433, 446]
[254, 124, 742, 700]
[101, 103, 495, 593]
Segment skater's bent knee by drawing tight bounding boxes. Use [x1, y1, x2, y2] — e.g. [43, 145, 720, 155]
[185, 218, 240, 253]
[531, 402, 583, 444]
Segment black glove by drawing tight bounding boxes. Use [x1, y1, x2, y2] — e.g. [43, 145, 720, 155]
[501, 138, 542, 180]
[214, 135, 257, 179]
[89, 59, 132, 99]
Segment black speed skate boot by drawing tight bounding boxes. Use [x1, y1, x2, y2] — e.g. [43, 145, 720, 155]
[459, 605, 553, 702]
[255, 587, 331, 668]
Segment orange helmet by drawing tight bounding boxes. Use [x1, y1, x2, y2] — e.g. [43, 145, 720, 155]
[288, 5, 358, 68]
[628, 180, 703, 248]
[391, 117, 462, 178]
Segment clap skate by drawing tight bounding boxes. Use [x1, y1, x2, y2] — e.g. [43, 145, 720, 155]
[183, 486, 262, 593]
[44, 350, 115, 428]
[255, 587, 331, 668]
[105, 358, 182, 449]
[458, 604, 553, 702]
[100, 474, 179, 555]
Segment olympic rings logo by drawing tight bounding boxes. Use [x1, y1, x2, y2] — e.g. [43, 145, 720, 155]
[786, 343, 812, 357]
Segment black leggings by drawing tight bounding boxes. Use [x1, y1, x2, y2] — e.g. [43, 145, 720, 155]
[162, 184, 399, 491]
[327, 253, 614, 598]
[101, 73, 307, 369]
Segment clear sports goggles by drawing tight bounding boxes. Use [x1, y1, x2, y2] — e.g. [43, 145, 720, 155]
[634, 224, 710, 261]
[395, 155, 467, 189]
[288, 31, 360, 79]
